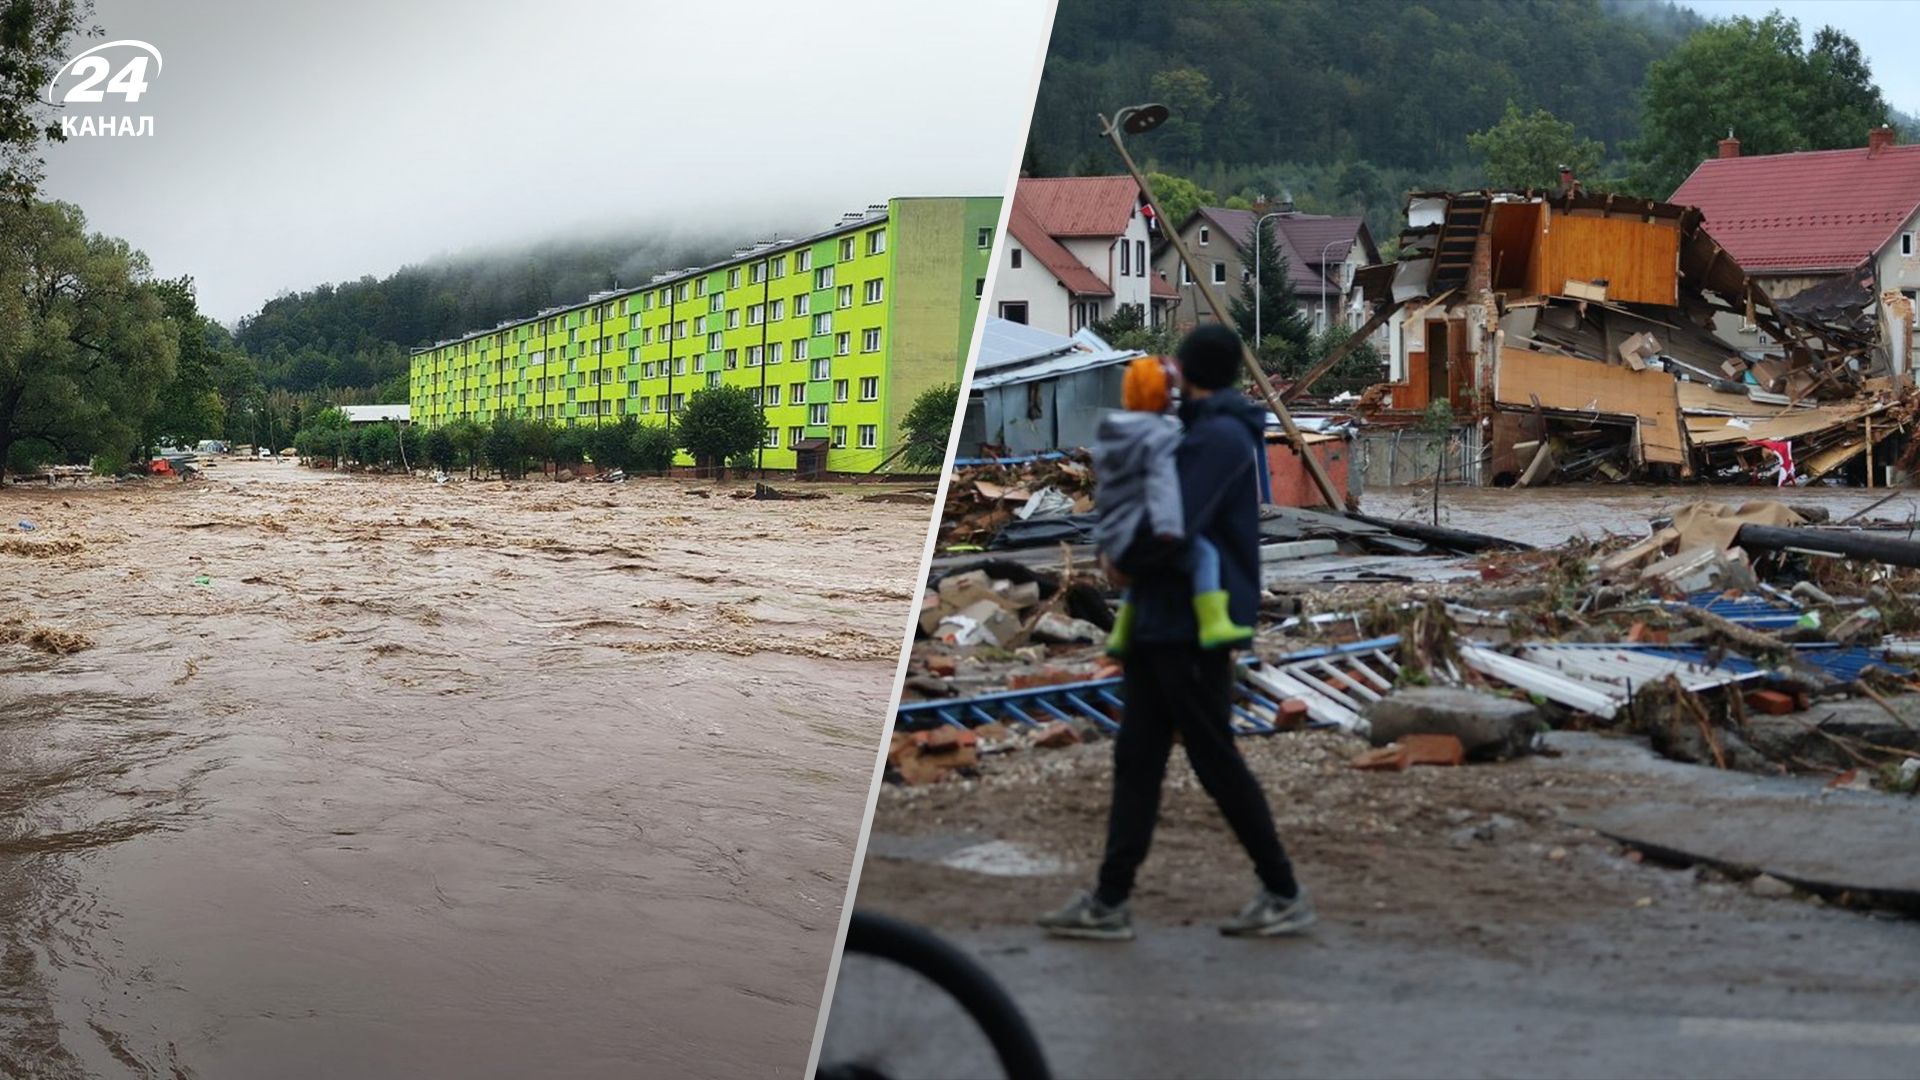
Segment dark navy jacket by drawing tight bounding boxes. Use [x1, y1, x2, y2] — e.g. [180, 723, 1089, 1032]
[1125, 389, 1266, 647]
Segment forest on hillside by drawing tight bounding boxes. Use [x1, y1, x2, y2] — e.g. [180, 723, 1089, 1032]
[1026, 0, 1893, 243]
[233, 233, 729, 396]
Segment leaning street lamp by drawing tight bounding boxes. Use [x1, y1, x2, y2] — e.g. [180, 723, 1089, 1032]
[1098, 102, 1348, 512]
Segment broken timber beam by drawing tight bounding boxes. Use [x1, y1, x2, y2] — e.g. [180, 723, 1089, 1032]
[1280, 298, 1405, 403]
[1733, 524, 1920, 569]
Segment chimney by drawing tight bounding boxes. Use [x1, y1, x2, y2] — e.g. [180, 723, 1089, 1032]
[1277, 188, 1295, 213]
[1718, 132, 1741, 159]
[1250, 192, 1269, 215]
[1870, 124, 1896, 156]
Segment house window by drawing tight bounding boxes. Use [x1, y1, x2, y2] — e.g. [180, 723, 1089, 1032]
[999, 301, 1029, 324]
[830, 425, 847, 449]
[977, 227, 992, 249]
[833, 379, 849, 402]
[1212, 262, 1226, 285]
[1136, 240, 1145, 276]
[1120, 240, 1131, 276]
[864, 279, 883, 304]
[862, 328, 881, 352]
[858, 424, 877, 449]
[809, 403, 829, 425]
[1905, 232, 1915, 257]
[868, 229, 886, 255]
[859, 376, 878, 401]
[1010, 248, 1023, 269]
[1199, 226, 1210, 246]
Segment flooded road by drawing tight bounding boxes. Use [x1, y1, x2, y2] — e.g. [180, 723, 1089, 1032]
[0, 460, 925, 1077]
[1366, 483, 1920, 549]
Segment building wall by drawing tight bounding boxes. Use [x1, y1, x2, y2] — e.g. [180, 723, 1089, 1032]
[990, 249, 1076, 334]
[410, 196, 998, 473]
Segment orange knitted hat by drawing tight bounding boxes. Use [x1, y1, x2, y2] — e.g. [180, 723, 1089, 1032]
[1121, 356, 1172, 413]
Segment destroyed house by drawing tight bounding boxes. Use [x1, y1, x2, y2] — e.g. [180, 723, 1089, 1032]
[1352, 190, 1914, 487]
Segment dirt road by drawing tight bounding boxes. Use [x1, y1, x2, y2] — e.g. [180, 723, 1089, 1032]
[830, 732, 1920, 1078]
[0, 459, 926, 1078]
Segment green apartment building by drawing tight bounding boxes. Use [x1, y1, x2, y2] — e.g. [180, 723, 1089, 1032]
[409, 196, 1001, 473]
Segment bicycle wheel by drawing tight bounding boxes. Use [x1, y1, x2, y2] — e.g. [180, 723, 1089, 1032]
[817, 909, 1050, 1080]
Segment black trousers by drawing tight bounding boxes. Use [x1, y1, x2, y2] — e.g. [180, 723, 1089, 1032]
[1095, 644, 1298, 906]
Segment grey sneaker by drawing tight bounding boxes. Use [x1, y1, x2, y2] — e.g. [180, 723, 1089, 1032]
[1220, 887, 1316, 937]
[1037, 891, 1134, 941]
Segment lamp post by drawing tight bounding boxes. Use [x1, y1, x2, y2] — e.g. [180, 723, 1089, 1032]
[1099, 102, 1349, 511]
[1250, 209, 1285, 345]
[1318, 238, 1346, 336]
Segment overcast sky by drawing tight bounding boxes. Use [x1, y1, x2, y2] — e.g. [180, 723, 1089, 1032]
[1661, 0, 1920, 116]
[40, 0, 1057, 322]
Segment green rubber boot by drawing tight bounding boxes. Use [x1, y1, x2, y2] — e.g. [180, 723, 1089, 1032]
[1105, 601, 1135, 658]
[1194, 590, 1254, 650]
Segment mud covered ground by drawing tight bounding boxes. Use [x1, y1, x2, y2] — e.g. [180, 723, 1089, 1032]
[836, 730, 1920, 1078]
[0, 459, 929, 1078]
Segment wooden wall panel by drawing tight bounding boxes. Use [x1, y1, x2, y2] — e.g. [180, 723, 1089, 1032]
[1530, 212, 1680, 306]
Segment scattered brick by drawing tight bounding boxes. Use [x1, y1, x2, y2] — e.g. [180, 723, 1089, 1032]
[1032, 721, 1081, 749]
[1351, 745, 1411, 771]
[1745, 689, 1796, 715]
[1400, 733, 1466, 767]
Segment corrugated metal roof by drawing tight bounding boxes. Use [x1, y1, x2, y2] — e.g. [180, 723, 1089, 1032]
[339, 405, 410, 423]
[1671, 143, 1920, 272]
[968, 319, 1141, 390]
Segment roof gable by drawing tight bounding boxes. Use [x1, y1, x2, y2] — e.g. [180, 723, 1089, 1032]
[1671, 144, 1920, 273]
[1006, 202, 1112, 297]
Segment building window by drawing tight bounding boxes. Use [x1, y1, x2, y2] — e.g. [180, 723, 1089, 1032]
[1120, 240, 1130, 276]
[764, 427, 779, 448]
[835, 332, 850, 356]
[694, 279, 706, 297]
[707, 371, 721, 388]
[839, 237, 855, 261]
[974, 277, 985, 299]
[770, 298, 784, 321]
[810, 403, 829, 425]
[977, 226, 992, 249]
[1906, 232, 1915, 257]
[1180, 264, 1192, 285]
[862, 328, 881, 353]
[746, 345, 762, 366]
[811, 358, 830, 380]
[815, 266, 834, 290]
[813, 313, 832, 336]
[1010, 248, 1023, 269]
[864, 278, 883, 304]
[708, 332, 723, 351]
[794, 293, 810, 316]
[725, 348, 738, 369]
[859, 376, 878, 401]
[837, 285, 853, 309]
[749, 262, 765, 284]
[1136, 239, 1145, 276]
[793, 338, 808, 360]
[748, 304, 764, 325]
[833, 379, 849, 402]
[788, 425, 803, 447]
[772, 255, 786, 277]
[1212, 262, 1226, 285]
[709, 293, 724, 313]
[766, 385, 781, 406]
[728, 268, 740, 288]
[830, 425, 846, 449]
[1199, 226, 1210, 246]
[796, 250, 812, 272]
[858, 424, 877, 449]
[791, 381, 806, 403]
[727, 309, 740, 329]
[998, 301, 1028, 324]
[868, 229, 886, 255]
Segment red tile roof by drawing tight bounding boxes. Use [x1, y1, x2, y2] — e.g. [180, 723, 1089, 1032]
[1015, 176, 1141, 237]
[1671, 144, 1920, 273]
[1006, 201, 1112, 297]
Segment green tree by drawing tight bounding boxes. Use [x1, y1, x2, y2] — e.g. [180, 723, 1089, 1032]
[1305, 324, 1388, 397]
[0, 201, 177, 476]
[1630, 14, 1889, 196]
[356, 422, 398, 467]
[483, 416, 530, 479]
[676, 385, 765, 478]
[1144, 171, 1216, 232]
[446, 418, 485, 478]
[586, 415, 637, 472]
[900, 383, 959, 470]
[1228, 217, 1311, 376]
[551, 423, 591, 470]
[1467, 103, 1605, 191]
[422, 426, 457, 471]
[1089, 305, 1178, 355]
[627, 422, 676, 475]
[1148, 67, 1219, 160]
[143, 276, 229, 454]
[0, 1, 95, 196]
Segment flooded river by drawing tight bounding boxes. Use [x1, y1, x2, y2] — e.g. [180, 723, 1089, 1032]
[0, 460, 926, 1077]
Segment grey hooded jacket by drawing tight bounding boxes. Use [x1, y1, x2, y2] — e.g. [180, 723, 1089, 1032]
[1091, 410, 1184, 560]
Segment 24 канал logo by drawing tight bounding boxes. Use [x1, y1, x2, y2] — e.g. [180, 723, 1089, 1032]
[43, 39, 162, 138]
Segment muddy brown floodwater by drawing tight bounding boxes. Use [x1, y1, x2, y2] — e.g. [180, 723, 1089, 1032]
[0, 459, 928, 1078]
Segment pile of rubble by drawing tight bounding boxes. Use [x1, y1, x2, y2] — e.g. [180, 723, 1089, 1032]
[941, 452, 1096, 550]
[892, 492, 1920, 795]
